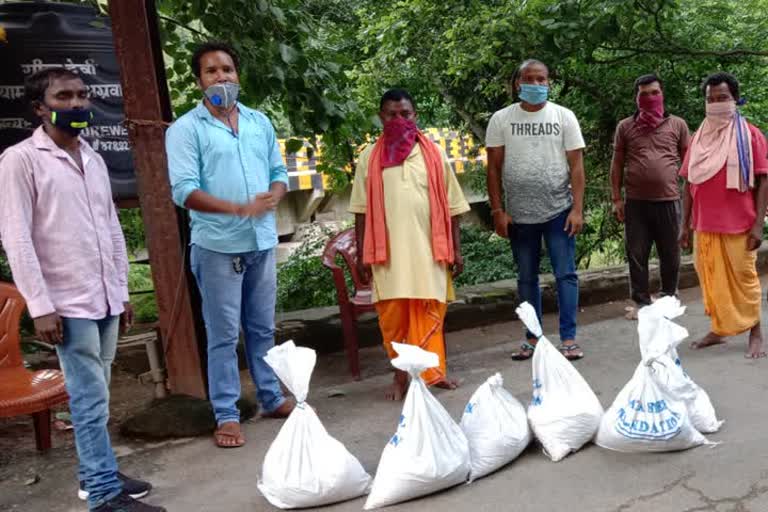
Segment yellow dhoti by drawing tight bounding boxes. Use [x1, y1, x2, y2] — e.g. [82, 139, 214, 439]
[375, 299, 448, 386]
[694, 231, 762, 336]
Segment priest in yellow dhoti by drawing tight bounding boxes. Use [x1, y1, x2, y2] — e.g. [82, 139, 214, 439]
[349, 89, 471, 399]
[680, 73, 768, 359]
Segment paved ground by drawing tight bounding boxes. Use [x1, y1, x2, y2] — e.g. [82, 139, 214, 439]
[3, 283, 768, 512]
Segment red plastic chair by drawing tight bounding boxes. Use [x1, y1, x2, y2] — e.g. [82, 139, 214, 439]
[0, 282, 68, 451]
[322, 228, 375, 380]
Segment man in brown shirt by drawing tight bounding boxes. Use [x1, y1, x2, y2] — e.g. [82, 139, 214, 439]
[610, 74, 690, 316]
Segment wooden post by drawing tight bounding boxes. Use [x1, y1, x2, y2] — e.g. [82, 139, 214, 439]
[108, 0, 206, 398]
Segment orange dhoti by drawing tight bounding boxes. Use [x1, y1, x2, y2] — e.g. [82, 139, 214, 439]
[375, 299, 448, 385]
[694, 231, 762, 336]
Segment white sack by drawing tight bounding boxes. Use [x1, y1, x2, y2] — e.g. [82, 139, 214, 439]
[517, 303, 604, 462]
[258, 341, 372, 509]
[596, 355, 709, 452]
[460, 373, 531, 480]
[638, 297, 723, 433]
[364, 343, 470, 509]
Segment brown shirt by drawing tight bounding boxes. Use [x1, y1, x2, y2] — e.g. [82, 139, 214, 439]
[613, 114, 690, 201]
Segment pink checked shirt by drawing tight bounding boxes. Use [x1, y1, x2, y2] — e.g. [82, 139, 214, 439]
[0, 127, 129, 319]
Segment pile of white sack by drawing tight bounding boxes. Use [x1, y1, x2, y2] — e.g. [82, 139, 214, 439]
[256, 298, 724, 509]
[596, 297, 722, 452]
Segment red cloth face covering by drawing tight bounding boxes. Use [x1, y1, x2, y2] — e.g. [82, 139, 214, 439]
[380, 116, 419, 167]
[636, 94, 665, 133]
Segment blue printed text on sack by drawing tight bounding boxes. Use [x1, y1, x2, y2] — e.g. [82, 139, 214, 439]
[615, 398, 683, 440]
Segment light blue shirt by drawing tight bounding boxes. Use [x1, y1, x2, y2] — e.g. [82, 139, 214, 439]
[166, 102, 288, 254]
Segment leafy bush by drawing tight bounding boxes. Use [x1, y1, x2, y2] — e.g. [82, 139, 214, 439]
[276, 223, 352, 312]
[454, 224, 517, 286]
[276, 223, 555, 310]
[128, 263, 159, 324]
[119, 208, 147, 257]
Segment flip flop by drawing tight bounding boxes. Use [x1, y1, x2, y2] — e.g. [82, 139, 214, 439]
[558, 343, 584, 360]
[511, 342, 537, 361]
[214, 422, 245, 448]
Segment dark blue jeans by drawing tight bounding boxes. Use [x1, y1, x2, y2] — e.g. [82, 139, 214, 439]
[509, 208, 579, 341]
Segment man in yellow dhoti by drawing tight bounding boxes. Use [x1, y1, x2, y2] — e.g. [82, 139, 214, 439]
[680, 73, 768, 358]
[349, 89, 471, 399]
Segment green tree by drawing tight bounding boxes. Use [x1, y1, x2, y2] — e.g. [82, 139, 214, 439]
[351, 0, 768, 266]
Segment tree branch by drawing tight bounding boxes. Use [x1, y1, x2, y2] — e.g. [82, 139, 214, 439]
[439, 89, 487, 141]
[158, 14, 208, 38]
[593, 45, 768, 62]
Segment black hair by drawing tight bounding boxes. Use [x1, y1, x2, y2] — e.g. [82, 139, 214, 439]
[701, 72, 740, 99]
[634, 74, 663, 96]
[191, 41, 240, 78]
[379, 88, 416, 111]
[24, 67, 81, 105]
[632, 73, 669, 118]
[511, 59, 549, 85]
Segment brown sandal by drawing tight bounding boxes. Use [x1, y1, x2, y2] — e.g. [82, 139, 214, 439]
[214, 421, 245, 448]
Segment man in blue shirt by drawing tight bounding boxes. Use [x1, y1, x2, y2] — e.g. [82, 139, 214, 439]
[166, 41, 294, 448]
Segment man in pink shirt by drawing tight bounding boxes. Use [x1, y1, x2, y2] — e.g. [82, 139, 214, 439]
[680, 72, 768, 359]
[0, 69, 165, 512]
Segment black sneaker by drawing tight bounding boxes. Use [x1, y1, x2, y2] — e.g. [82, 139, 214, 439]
[92, 492, 166, 512]
[79, 472, 152, 500]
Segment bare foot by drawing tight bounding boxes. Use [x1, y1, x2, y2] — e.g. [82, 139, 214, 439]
[690, 332, 726, 350]
[746, 323, 766, 359]
[385, 369, 408, 401]
[432, 377, 462, 390]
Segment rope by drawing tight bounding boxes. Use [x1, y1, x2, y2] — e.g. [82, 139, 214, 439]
[123, 118, 172, 128]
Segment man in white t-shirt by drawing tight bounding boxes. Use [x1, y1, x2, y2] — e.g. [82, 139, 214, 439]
[485, 59, 587, 361]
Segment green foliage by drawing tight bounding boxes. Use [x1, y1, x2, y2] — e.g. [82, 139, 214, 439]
[349, 0, 768, 267]
[153, 0, 368, 190]
[454, 225, 516, 286]
[128, 263, 159, 324]
[73, 0, 768, 294]
[119, 208, 147, 256]
[276, 223, 350, 311]
[276, 223, 550, 310]
[457, 161, 489, 198]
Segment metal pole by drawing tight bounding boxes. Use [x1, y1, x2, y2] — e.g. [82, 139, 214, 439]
[108, 0, 207, 398]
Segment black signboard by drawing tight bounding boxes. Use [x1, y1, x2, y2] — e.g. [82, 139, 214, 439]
[0, 2, 136, 199]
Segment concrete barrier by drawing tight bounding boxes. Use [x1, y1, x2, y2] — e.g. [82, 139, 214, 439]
[275, 246, 768, 353]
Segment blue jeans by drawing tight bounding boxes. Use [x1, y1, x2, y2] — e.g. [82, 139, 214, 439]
[191, 245, 285, 425]
[56, 316, 122, 509]
[509, 208, 579, 341]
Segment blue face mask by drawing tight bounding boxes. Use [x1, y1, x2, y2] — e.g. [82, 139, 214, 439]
[518, 84, 549, 105]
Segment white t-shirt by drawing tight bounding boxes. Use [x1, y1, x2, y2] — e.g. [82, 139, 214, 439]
[485, 102, 585, 224]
